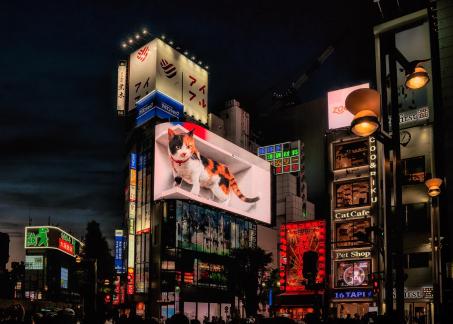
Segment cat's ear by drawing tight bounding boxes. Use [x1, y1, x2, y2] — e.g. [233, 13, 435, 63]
[168, 128, 176, 138]
[188, 129, 195, 137]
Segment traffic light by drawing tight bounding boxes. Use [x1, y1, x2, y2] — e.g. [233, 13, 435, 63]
[369, 272, 383, 295]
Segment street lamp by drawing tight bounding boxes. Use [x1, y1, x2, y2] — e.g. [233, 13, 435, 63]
[345, 88, 381, 137]
[405, 63, 430, 90]
[425, 177, 443, 197]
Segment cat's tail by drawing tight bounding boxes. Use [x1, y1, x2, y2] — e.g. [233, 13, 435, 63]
[230, 177, 259, 203]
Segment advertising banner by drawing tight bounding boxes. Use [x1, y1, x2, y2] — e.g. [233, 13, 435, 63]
[117, 61, 127, 115]
[328, 83, 369, 129]
[128, 153, 137, 269]
[115, 230, 126, 274]
[25, 255, 43, 270]
[128, 40, 157, 111]
[257, 141, 302, 174]
[335, 259, 371, 288]
[175, 200, 257, 255]
[279, 220, 326, 292]
[154, 122, 271, 224]
[128, 39, 208, 123]
[25, 226, 82, 257]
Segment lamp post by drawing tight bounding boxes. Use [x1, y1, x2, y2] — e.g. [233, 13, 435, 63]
[426, 178, 443, 324]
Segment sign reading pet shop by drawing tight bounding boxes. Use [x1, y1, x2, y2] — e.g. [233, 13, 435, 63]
[154, 122, 271, 224]
[335, 250, 372, 260]
[25, 226, 82, 257]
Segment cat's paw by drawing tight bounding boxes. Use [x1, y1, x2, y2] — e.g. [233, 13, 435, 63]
[174, 177, 182, 186]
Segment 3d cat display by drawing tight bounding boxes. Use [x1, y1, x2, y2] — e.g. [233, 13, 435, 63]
[167, 128, 259, 205]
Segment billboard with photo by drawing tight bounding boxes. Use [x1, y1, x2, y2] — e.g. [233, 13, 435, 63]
[279, 220, 326, 292]
[128, 39, 208, 124]
[335, 260, 371, 288]
[154, 122, 271, 224]
[328, 83, 369, 130]
[334, 219, 371, 248]
[333, 139, 369, 170]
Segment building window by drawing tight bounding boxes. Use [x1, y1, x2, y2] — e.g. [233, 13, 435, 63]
[335, 219, 372, 248]
[404, 203, 429, 233]
[334, 140, 369, 170]
[335, 180, 370, 209]
[405, 252, 431, 268]
[401, 156, 425, 185]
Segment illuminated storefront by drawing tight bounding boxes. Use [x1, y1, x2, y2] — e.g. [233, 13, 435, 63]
[24, 226, 82, 303]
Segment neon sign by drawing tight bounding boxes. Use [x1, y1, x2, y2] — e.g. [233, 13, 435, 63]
[258, 141, 302, 174]
[333, 289, 373, 299]
[25, 226, 82, 257]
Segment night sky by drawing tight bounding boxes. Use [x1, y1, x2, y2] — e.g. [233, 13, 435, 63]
[0, 0, 425, 266]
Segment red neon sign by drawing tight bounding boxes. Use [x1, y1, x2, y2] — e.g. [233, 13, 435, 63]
[279, 220, 326, 293]
[58, 238, 74, 255]
[127, 267, 135, 295]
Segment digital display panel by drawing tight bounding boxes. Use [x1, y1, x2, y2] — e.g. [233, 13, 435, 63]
[175, 200, 257, 256]
[335, 260, 371, 288]
[279, 220, 326, 292]
[25, 226, 82, 257]
[328, 83, 369, 130]
[25, 255, 43, 270]
[154, 122, 271, 224]
[335, 180, 370, 209]
[334, 140, 369, 170]
[335, 219, 371, 248]
[257, 141, 302, 175]
[195, 259, 227, 289]
[60, 267, 68, 289]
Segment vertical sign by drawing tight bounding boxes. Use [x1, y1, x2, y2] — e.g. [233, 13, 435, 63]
[128, 153, 137, 294]
[369, 137, 377, 204]
[117, 61, 127, 115]
[115, 230, 125, 274]
[279, 224, 287, 291]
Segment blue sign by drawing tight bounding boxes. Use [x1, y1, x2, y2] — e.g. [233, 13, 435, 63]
[136, 90, 184, 127]
[333, 289, 373, 299]
[114, 231, 126, 274]
[130, 153, 137, 170]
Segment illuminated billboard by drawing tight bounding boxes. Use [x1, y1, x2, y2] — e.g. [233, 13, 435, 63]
[279, 220, 326, 292]
[61, 267, 68, 289]
[128, 39, 208, 123]
[114, 230, 126, 274]
[25, 255, 43, 270]
[154, 122, 271, 224]
[335, 260, 371, 288]
[327, 83, 369, 130]
[257, 141, 303, 175]
[25, 226, 82, 257]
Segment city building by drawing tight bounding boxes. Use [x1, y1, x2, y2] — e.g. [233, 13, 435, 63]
[23, 226, 83, 303]
[117, 37, 273, 321]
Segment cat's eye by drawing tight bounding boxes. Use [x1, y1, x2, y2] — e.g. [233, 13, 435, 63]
[176, 146, 181, 149]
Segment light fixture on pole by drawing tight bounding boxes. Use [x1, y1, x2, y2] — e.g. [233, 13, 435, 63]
[425, 177, 442, 197]
[405, 63, 430, 90]
[345, 88, 381, 137]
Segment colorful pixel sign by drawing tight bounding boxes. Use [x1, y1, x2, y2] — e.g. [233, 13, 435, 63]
[257, 141, 302, 174]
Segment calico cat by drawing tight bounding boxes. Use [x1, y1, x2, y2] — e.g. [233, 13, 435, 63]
[167, 128, 259, 204]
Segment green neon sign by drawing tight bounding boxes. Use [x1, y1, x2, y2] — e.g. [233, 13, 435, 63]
[26, 227, 49, 247]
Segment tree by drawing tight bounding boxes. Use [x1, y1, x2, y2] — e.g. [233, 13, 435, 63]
[229, 247, 273, 317]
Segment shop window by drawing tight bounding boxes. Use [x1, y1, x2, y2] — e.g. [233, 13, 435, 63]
[335, 219, 372, 248]
[334, 140, 369, 170]
[404, 203, 429, 233]
[408, 253, 431, 268]
[335, 180, 370, 209]
[402, 156, 425, 185]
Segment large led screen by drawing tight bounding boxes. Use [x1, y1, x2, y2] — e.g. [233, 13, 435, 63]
[335, 260, 371, 288]
[154, 122, 271, 224]
[280, 220, 326, 292]
[175, 200, 257, 255]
